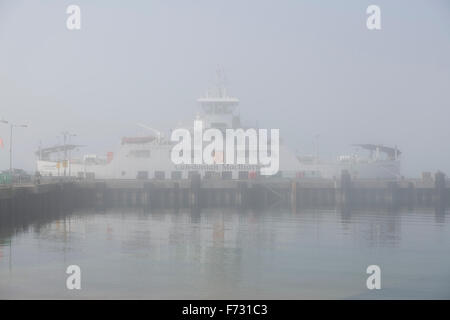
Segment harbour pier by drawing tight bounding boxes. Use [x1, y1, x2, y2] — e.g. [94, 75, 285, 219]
[0, 172, 448, 219]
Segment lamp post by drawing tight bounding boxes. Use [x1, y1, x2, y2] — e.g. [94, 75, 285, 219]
[314, 134, 320, 163]
[68, 133, 76, 177]
[59, 131, 75, 177]
[1, 119, 28, 183]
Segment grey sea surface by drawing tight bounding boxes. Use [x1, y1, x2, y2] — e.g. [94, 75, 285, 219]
[0, 208, 449, 299]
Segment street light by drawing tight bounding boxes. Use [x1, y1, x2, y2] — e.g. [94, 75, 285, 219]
[0, 118, 28, 183]
[68, 133, 77, 177]
[60, 131, 76, 177]
[314, 134, 320, 163]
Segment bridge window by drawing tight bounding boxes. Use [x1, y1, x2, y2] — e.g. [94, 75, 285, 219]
[154, 171, 165, 180]
[171, 171, 182, 179]
[128, 150, 150, 158]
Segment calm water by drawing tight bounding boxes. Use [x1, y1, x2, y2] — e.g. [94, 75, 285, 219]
[0, 208, 449, 299]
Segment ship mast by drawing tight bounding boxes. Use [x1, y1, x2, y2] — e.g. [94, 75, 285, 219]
[197, 68, 240, 130]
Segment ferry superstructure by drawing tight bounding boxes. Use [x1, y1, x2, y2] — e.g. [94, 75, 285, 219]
[297, 144, 401, 180]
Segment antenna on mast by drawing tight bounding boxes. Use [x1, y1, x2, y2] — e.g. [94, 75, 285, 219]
[215, 65, 228, 97]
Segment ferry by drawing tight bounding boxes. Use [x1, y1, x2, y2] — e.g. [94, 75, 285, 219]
[36, 77, 401, 180]
[36, 78, 301, 180]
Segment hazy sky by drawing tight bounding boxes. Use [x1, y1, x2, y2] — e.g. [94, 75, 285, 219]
[0, 0, 449, 177]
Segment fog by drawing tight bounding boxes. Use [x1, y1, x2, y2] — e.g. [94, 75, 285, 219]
[0, 0, 449, 177]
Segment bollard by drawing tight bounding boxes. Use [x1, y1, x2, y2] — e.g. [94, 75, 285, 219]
[236, 181, 248, 210]
[434, 171, 447, 209]
[290, 181, 298, 213]
[189, 173, 201, 210]
[338, 170, 352, 207]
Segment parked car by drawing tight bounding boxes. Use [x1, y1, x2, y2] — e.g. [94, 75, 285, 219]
[0, 169, 32, 184]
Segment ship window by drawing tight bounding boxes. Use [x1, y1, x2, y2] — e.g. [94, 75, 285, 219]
[222, 171, 232, 180]
[171, 171, 182, 179]
[205, 171, 220, 180]
[86, 172, 95, 180]
[238, 171, 248, 180]
[137, 171, 149, 180]
[154, 171, 165, 180]
[128, 150, 150, 158]
[188, 171, 199, 179]
[203, 105, 213, 114]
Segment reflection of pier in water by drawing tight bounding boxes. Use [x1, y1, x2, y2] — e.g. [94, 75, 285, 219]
[0, 172, 448, 243]
[1, 204, 448, 299]
[1, 200, 448, 298]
